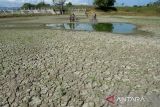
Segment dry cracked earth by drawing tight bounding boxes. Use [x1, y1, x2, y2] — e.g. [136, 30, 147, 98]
[0, 28, 160, 107]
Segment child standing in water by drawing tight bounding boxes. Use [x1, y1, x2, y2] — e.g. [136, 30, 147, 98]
[70, 13, 76, 22]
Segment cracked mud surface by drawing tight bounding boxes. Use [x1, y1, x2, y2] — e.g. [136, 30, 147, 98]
[0, 16, 160, 107]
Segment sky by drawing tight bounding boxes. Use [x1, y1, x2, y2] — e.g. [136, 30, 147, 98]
[0, 0, 158, 7]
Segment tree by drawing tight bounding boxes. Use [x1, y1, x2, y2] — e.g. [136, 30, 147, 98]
[94, 0, 116, 9]
[133, 5, 138, 7]
[153, 0, 160, 6]
[36, 2, 50, 8]
[147, 0, 160, 7]
[146, 4, 150, 7]
[21, 3, 35, 9]
[66, 2, 73, 7]
[52, 0, 66, 14]
[121, 3, 124, 7]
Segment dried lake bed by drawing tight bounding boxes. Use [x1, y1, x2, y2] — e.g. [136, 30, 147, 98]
[0, 15, 160, 107]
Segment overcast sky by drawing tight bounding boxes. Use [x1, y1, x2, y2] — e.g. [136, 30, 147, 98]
[0, 0, 158, 7]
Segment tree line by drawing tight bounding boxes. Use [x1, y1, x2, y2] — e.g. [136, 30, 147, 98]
[21, 0, 116, 9]
[21, 2, 51, 9]
[147, 0, 160, 6]
[20, 0, 117, 14]
[21, 1, 72, 9]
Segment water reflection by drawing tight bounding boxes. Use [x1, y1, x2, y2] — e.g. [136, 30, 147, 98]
[46, 22, 136, 34]
[92, 23, 113, 32]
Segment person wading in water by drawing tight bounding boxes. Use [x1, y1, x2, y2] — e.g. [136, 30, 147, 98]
[92, 13, 97, 23]
[70, 13, 75, 22]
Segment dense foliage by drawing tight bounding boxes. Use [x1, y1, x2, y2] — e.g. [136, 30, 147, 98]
[36, 2, 50, 8]
[94, 0, 116, 8]
[21, 2, 50, 9]
[66, 2, 73, 7]
[21, 3, 36, 9]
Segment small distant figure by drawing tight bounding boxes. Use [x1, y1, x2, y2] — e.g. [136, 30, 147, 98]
[93, 13, 97, 20]
[72, 13, 75, 21]
[92, 13, 97, 23]
[70, 13, 75, 22]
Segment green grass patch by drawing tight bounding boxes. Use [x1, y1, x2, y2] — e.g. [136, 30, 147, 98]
[108, 6, 160, 16]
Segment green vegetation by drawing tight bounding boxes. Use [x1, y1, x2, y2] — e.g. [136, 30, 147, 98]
[94, 0, 116, 10]
[92, 0, 159, 16]
[53, 0, 66, 14]
[148, 0, 160, 6]
[36, 2, 50, 8]
[92, 23, 113, 32]
[21, 3, 36, 9]
[66, 2, 73, 7]
[113, 6, 160, 16]
[21, 2, 51, 9]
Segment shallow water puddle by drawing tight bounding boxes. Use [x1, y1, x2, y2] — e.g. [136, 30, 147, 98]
[46, 22, 137, 34]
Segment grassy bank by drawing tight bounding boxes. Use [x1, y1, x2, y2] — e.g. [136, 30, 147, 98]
[97, 6, 160, 16]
